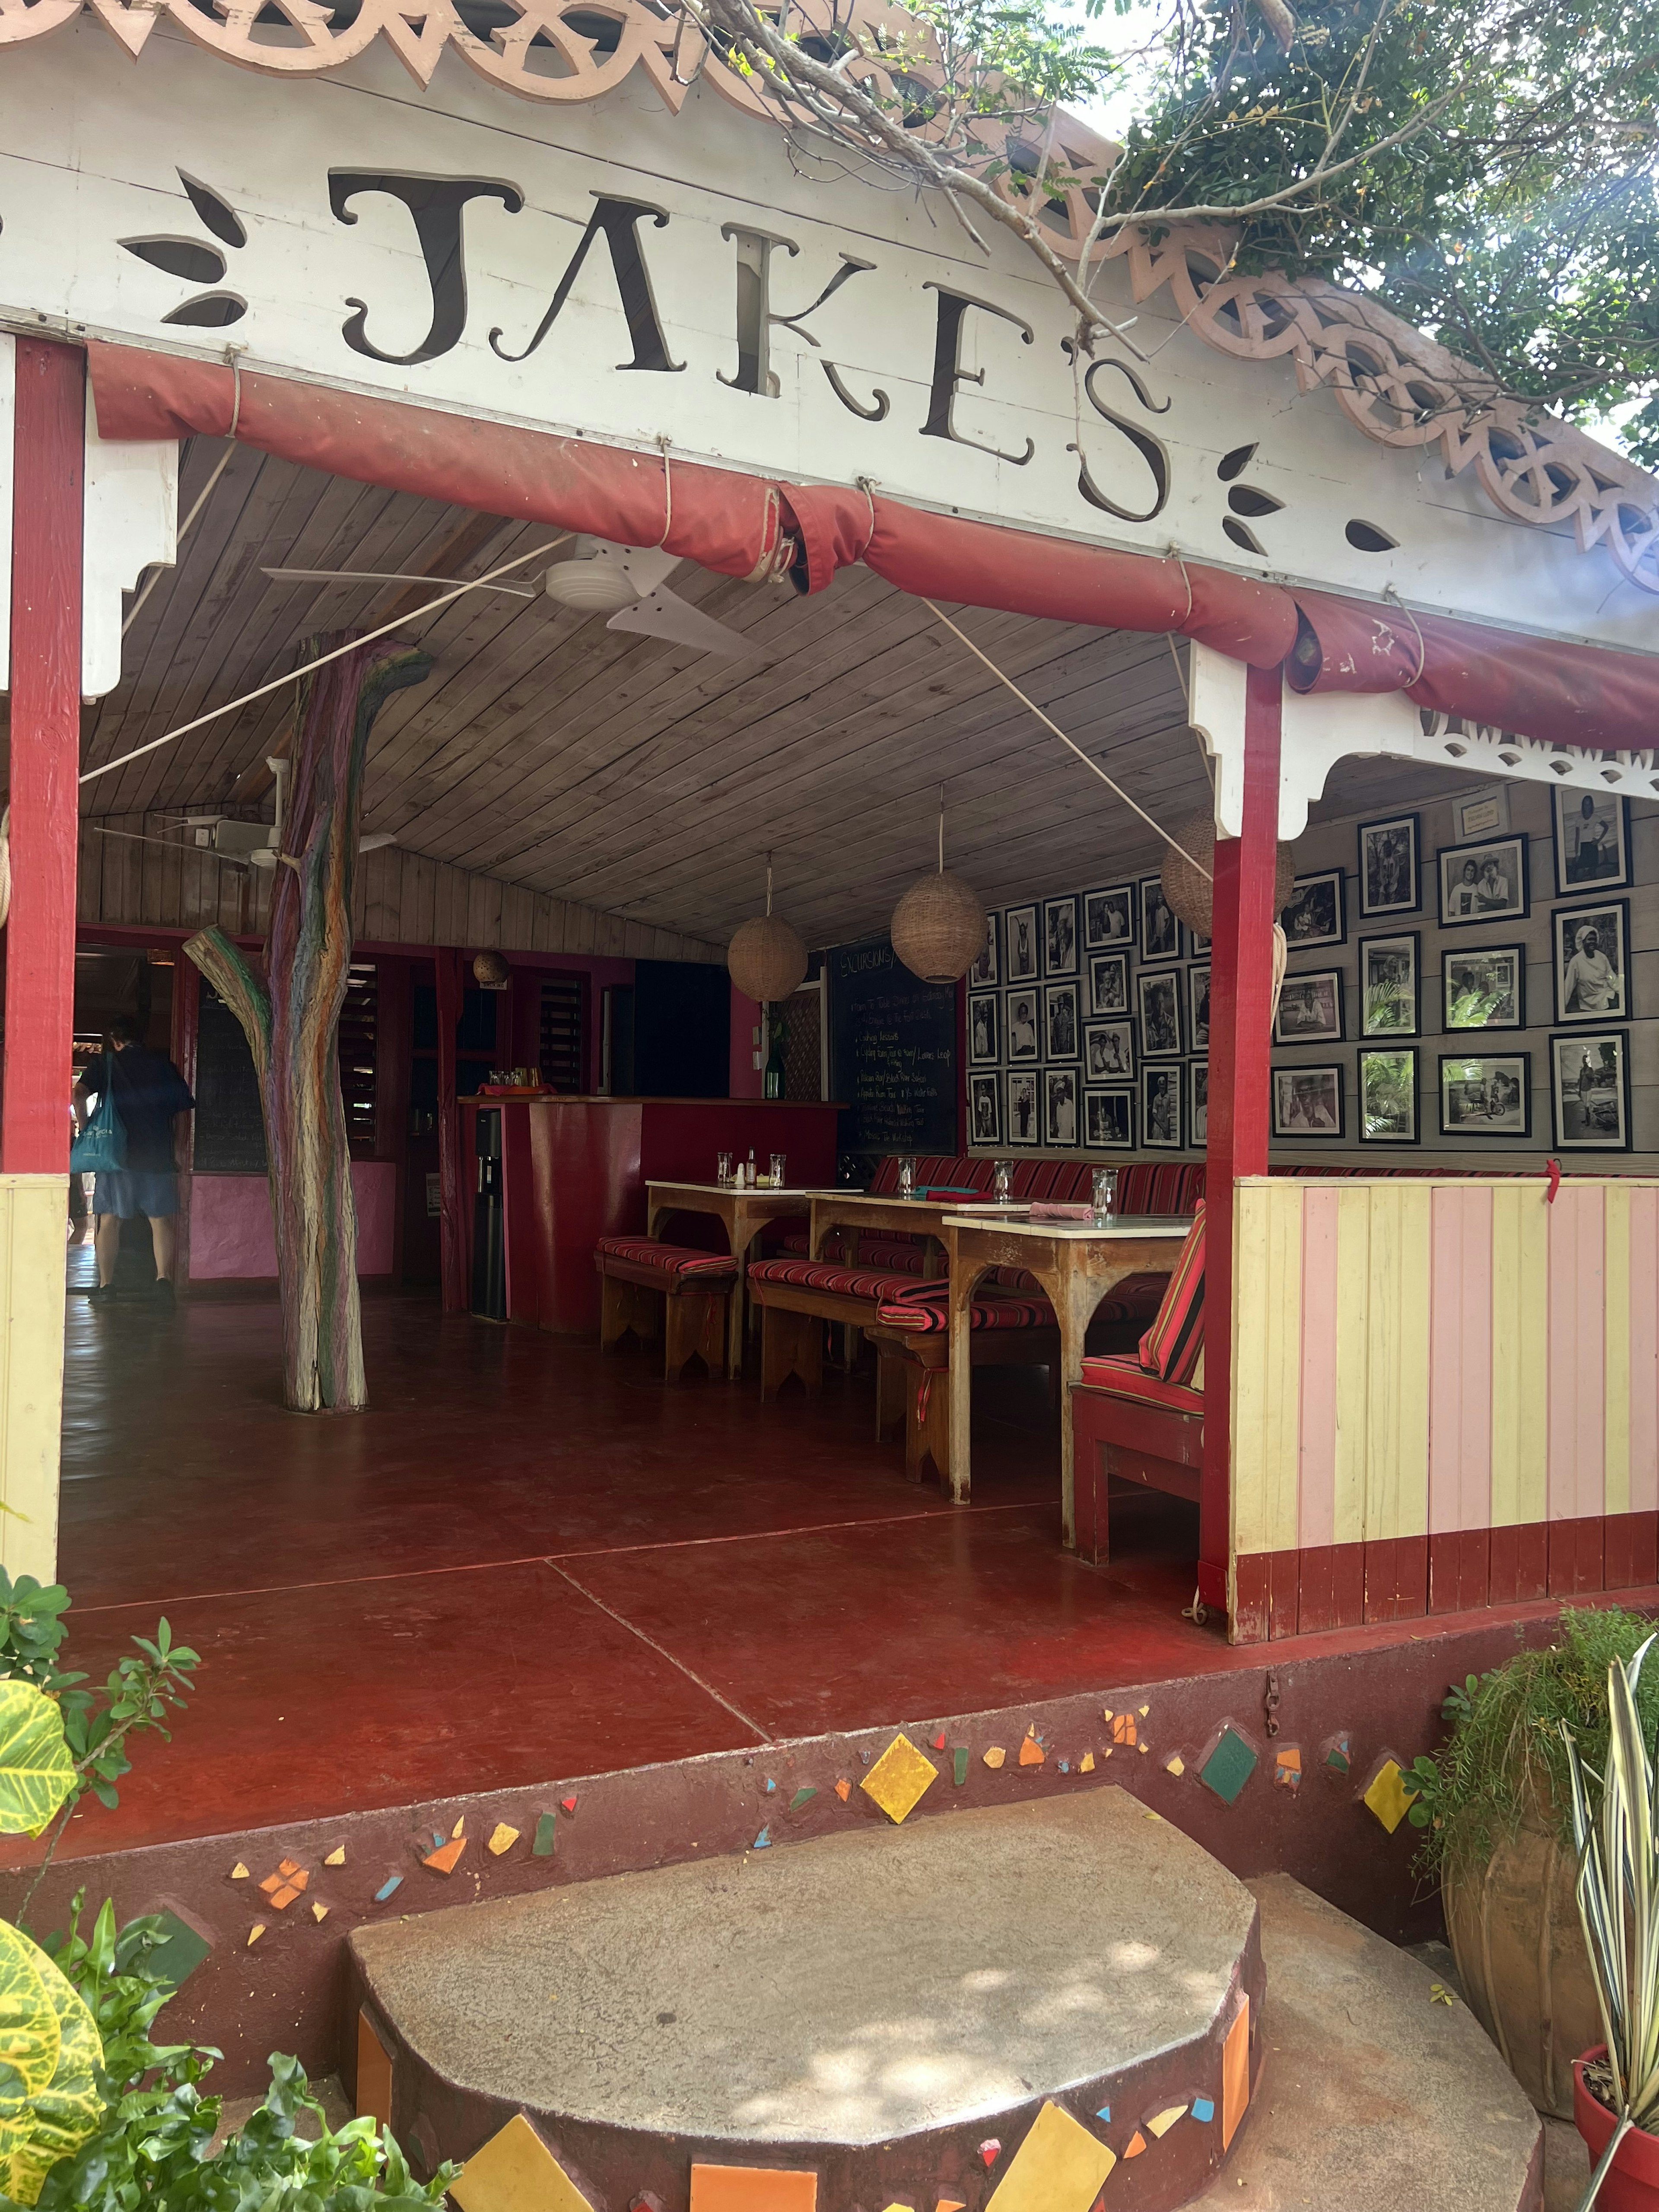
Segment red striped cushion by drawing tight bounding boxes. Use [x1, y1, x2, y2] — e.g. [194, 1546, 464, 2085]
[877, 1293, 1056, 1334]
[858, 1239, 929, 1271]
[1078, 1354, 1204, 1415]
[747, 1259, 947, 1303]
[1136, 1202, 1205, 1382]
[594, 1236, 737, 1281]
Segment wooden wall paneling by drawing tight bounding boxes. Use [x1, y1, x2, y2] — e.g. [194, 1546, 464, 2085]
[466, 873, 503, 949]
[500, 884, 534, 950]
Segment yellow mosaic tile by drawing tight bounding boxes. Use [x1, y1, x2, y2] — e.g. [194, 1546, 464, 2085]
[1363, 1758, 1417, 1834]
[860, 1735, 939, 1825]
[451, 2114, 595, 2212]
[488, 1823, 520, 1856]
[985, 2101, 1116, 2212]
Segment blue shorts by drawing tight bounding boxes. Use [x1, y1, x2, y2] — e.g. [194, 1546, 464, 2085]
[92, 1171, 180, 1220]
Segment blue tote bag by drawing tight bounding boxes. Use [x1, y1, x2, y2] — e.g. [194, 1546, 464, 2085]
[70, 1069, 126, 1176]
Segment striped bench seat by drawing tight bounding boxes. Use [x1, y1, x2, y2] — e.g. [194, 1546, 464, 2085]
[868, 1287, 1062, 1485]
[745, 1260, 946, 1403]
[1070, 1205, 1206, 1564]
[594, 1237, 738, 1383]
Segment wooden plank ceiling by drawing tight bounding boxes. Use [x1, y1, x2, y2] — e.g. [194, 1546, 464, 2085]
[67, 436, 1459, 951]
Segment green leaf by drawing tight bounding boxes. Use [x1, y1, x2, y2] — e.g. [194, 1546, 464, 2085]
[0, 1685, 75, 1839]
[0, 1918, 104, 2205]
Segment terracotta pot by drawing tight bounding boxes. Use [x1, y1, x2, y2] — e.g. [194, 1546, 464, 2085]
[1443, 1801, 1602, 2117]
[1574, 2048, 1659, 2210]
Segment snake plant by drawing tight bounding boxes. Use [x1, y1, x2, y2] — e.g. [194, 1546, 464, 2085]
[1564, 1634, 1659, 2209]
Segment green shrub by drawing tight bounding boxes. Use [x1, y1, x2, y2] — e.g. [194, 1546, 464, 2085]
[1408, 1605, 1659, 1875]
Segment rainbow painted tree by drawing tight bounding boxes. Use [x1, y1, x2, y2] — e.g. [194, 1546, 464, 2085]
[186, 634, 430, 1413]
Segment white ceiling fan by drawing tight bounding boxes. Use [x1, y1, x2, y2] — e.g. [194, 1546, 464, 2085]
[260, 537, 760, 658]
[168, 760, 397, 868]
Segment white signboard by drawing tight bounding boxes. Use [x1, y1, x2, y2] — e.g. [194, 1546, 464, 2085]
[0, 26, 1651, 658]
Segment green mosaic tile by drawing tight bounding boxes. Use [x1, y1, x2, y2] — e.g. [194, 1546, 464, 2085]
[1199, 1728, 1258, 1805]
[146, 1910, 212, 1989]
[532, 1813, 557, 1858]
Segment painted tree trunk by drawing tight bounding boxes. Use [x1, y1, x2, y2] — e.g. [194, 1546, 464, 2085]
[186, 635, 429, 1412]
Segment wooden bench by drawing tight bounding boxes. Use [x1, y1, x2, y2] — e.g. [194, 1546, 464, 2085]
[594, 1236, 738, 1384]
[870, 1290, 1060, 1484]
[1072, 1358, 1204, 1564]
[745, 1259, 944, 1403]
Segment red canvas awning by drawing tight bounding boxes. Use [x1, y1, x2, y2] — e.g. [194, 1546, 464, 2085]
[88, 341, 1659, 754]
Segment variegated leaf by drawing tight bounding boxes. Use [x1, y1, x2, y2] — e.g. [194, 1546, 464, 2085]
[0, 1684, 75, 1839]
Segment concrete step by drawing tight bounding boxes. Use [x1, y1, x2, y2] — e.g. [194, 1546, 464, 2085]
[1189, 1876, 1541, 2212]
[348, 1790, 1542, 2212]
[352, 1787, 1263, 2209]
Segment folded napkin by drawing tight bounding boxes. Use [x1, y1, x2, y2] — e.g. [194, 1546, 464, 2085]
[918, 1186, 979, 1198]
[1029, 1202, 1094, 1222]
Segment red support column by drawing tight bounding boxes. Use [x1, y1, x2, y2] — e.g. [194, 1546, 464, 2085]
[170, 954, 200, 1295]
[3, 340, 84, 1174]
[1202, 663, 1284, 1640]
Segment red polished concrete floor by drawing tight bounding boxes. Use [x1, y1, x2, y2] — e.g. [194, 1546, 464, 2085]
[55, 1262, 1227, 1856]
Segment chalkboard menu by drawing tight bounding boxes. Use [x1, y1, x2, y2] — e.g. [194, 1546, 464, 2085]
[192, 986, 268, 1175]
[828, 936, 958, 1156]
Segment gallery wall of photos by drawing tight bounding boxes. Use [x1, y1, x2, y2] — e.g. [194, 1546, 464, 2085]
[964, 877, 1211, 1155]
[1272, 779, 1657, 1157]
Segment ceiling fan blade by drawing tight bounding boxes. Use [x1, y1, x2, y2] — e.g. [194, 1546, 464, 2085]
[261, 566, 537, 598]
[359, 831, 397, 853]
[607, 586, 757, 658]
[588, 540, 682, 597]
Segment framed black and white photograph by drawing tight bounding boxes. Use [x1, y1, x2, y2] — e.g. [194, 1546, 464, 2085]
[1272, 1064, 1345, 1138]
[1043, 895, 1079, 978]
[967, 990, 1000, 1066]
[1084, 1020, 1135, 1081]
[1044, 981, 1081, 1061]
[1085, 1088, 1135, 1150]
[1188, 965, 1211, 1051]
[1005, 903, 1039, 983]
[1359, 934, 1418, 1038]
[1438, 834, 1531, 926]
[1006, 1069, 1040, 1146]
[1554, 900, 1629, 1023]
[1439, 1052, 1531, 1138]
[1555, 789, 1631, 896]
[1004, 986, 1041, 1063]
[1551, 1031, 1630, 1150]
[1137, 969, 1182, 1058]
[966, 910, 1000, 988]
[968, 1071, 1002, 1146]
[1189, 1062, 1209, 1147]
[1359, 1047, 1417, 1143]
[1273, 968, 1344, 1046]
[1280, 870, 1346, 948]
[1142, 1065, 1182, 1149]
[1358, 813, 1421, 917]
[1138, 876, 1182, 963]
[1084, 884, 1135, 950]
[1444, 944, 1526, 1032]
[1044, 1066, 1080, 1147]
[1089, 951, 1130, 1018]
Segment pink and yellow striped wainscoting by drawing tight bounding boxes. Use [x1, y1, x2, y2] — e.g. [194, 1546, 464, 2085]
[1230, 1176, 1659, 1641]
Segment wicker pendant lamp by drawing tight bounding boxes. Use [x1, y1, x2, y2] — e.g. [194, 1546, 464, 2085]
[1160, 810, 1297, 938]
[891, 788, 987, 985]
[728, 854, 808, 1004]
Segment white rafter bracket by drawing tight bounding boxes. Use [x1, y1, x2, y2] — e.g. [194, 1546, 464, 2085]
[81, 384, 177, 701]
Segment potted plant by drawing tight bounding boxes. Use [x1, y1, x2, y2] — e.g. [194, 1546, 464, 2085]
[1561, 1636, 1659, 2210]
[1406, 1607, 1659, 2117]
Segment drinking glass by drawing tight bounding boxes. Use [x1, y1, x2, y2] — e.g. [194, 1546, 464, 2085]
[898, 1156, 917, 1199]
[770, 1152, 787, 1187]
[1091, 1166, 1119, 1226]
[993, 1160, 1013, 1204]
[716, 1151, 734, 1188]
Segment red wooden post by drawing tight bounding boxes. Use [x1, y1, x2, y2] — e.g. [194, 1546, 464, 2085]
[3, 340, 84, 1175]
[435, 947, 467, 1313]
[1202, 664, 1283, 1639]
[170, 954, 200, 1294]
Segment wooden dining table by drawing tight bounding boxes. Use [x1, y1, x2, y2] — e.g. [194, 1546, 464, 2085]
[940, 1212, 1195, 1548]
[806, 1190, 1027, 1268]
[645, 1181, 834, 1377]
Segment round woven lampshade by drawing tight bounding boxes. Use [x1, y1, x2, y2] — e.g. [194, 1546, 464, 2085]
[1160, 813, 1297, 938]
[472, 950, 511, 989]
[891, 868, 987, 984]
[728, 913, 808, 1004]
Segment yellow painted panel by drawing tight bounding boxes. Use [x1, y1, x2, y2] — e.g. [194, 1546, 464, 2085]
[1332, 1189, 1372, 1547]
[1230, 1182, 1302, 1557]
[1364, 1186, 1430, 1542]
[1490, 1185, 1550, 1527]
[1606, 1182, 1632, 1516]
[0, 1178, 64, 1586]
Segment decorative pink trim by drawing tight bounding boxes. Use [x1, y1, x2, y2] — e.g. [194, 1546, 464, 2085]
[1428, 1185, 1492, 1536]
[1631, 1188, 1659, 1513]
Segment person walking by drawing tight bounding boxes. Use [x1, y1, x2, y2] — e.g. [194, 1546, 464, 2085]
[74, 1016, 194, 1306]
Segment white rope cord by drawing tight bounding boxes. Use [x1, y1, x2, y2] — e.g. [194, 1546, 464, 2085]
[83, 534, 570, 789]
[920, 598, 1213, 882]
[121, 351, 247, 641]
[1383, 586, 1429, 684]
[656, 435, 674, 549]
